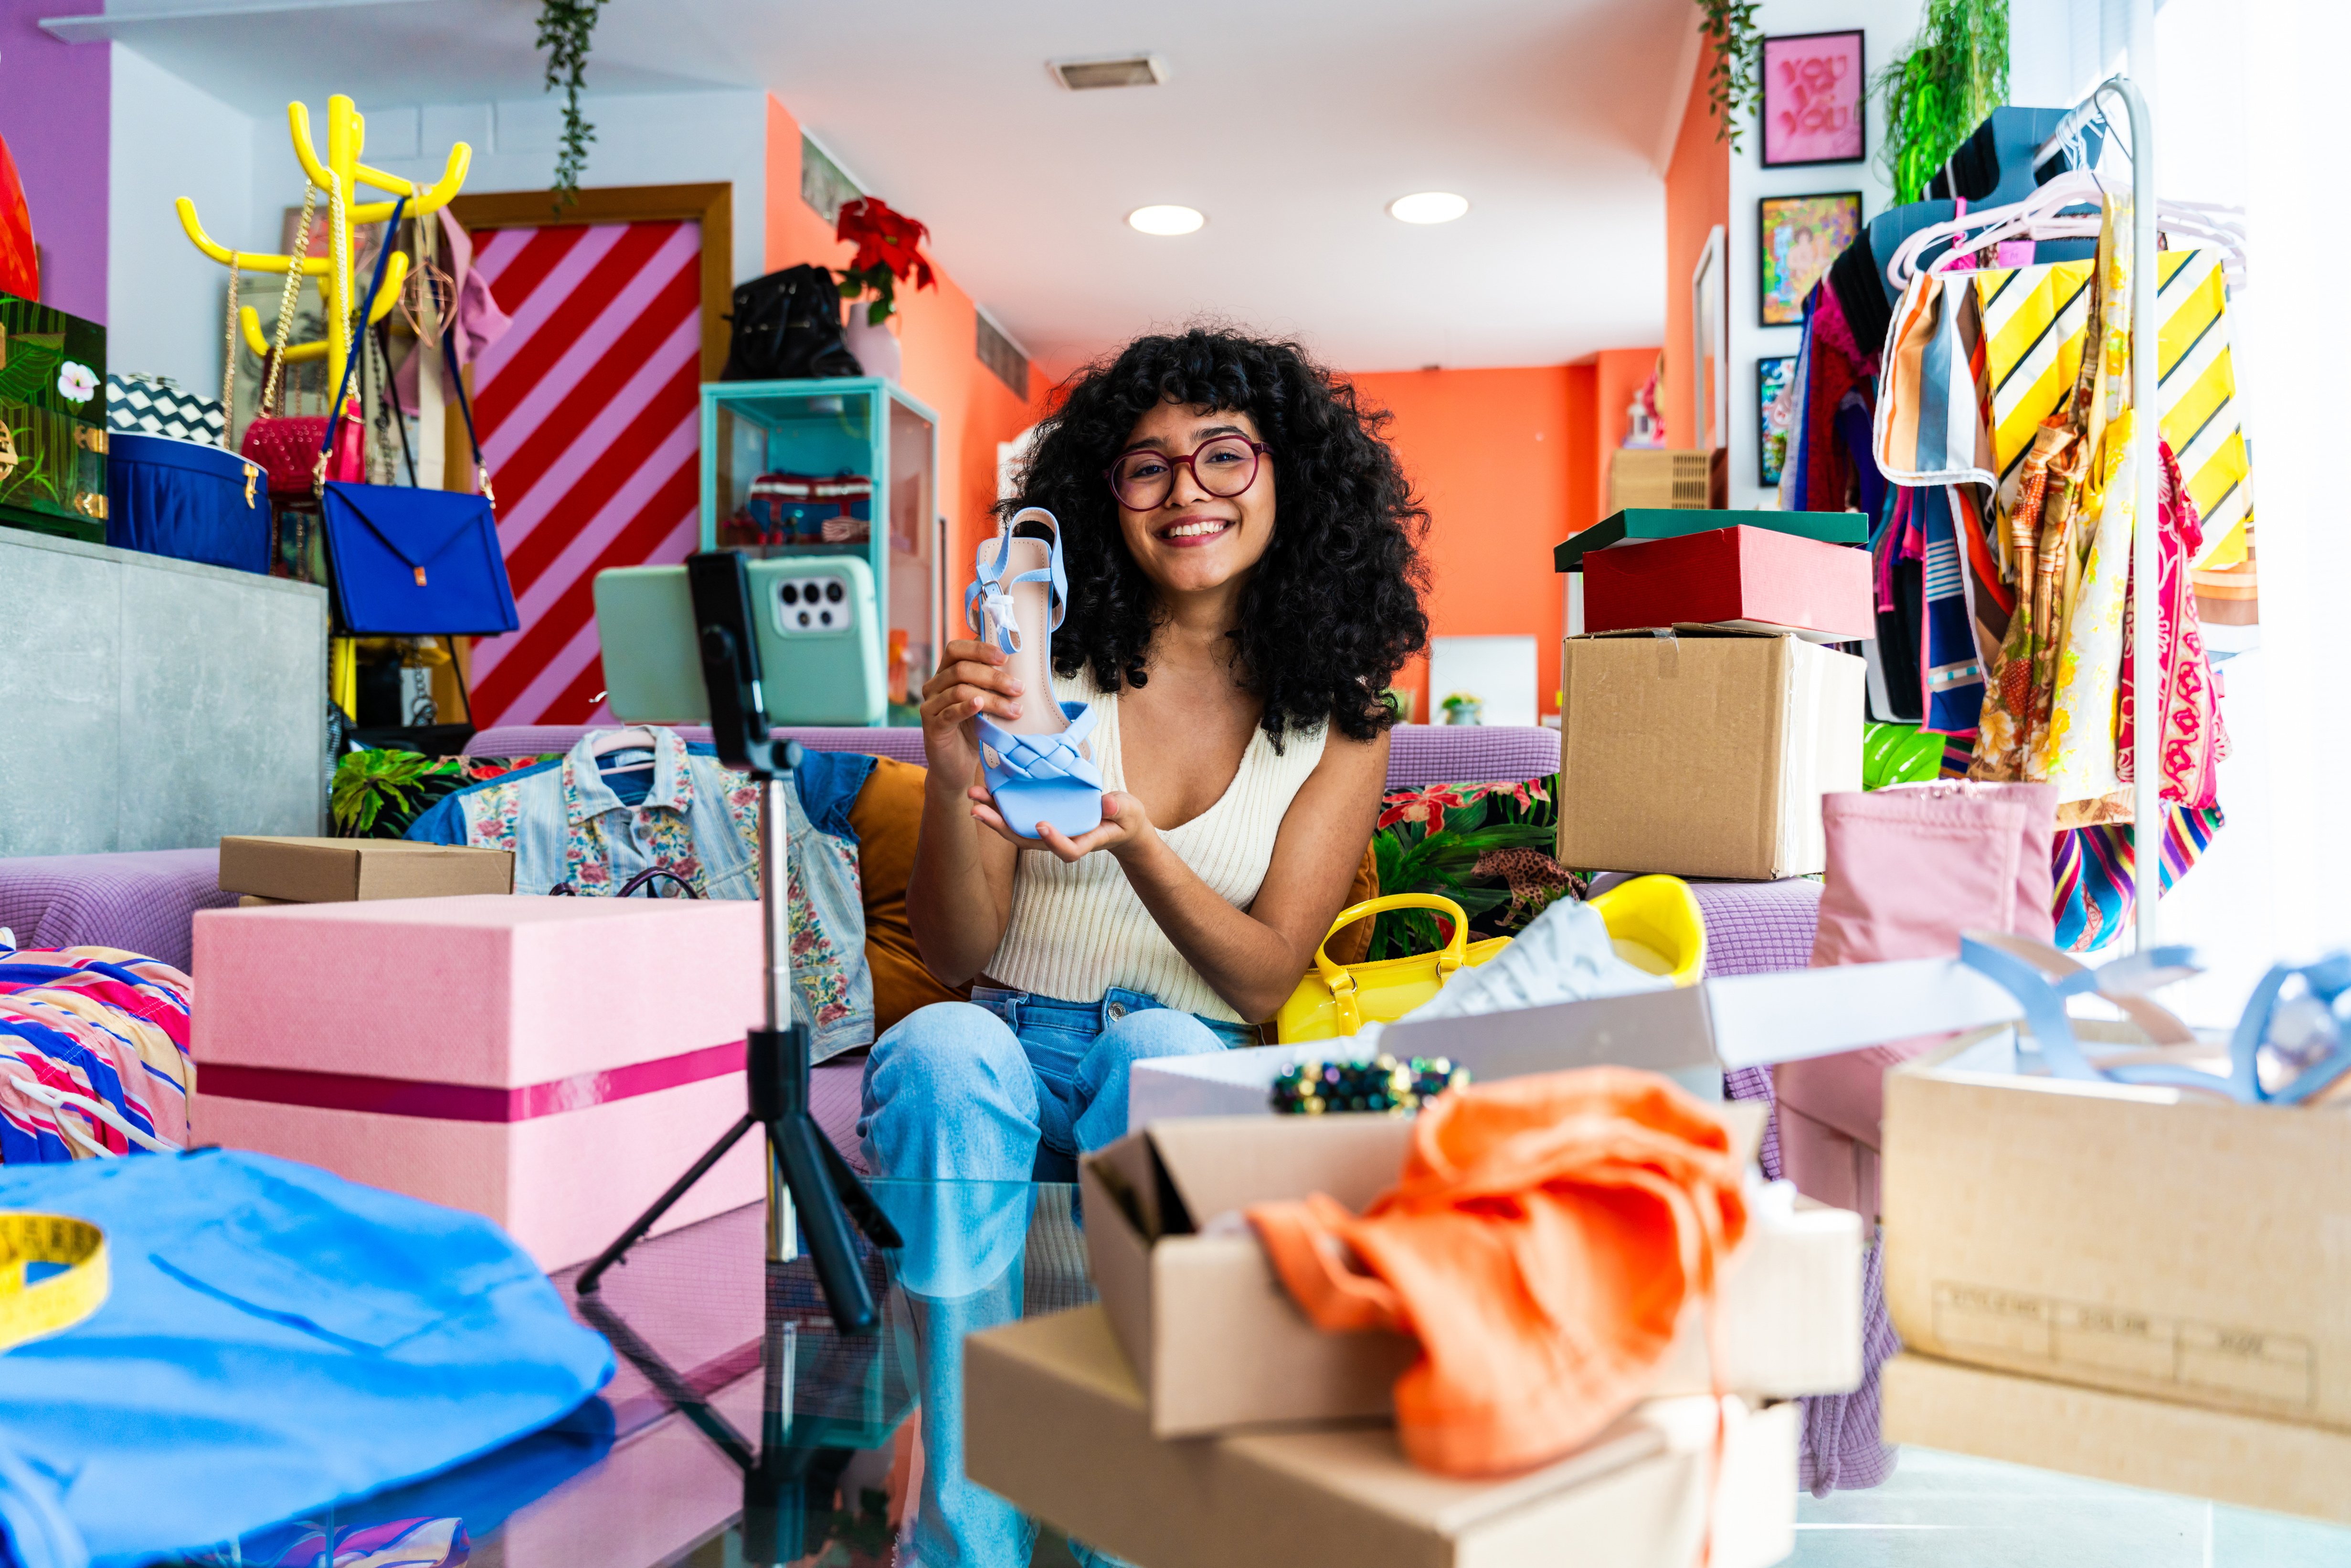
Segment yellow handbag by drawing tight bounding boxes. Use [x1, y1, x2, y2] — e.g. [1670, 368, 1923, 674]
[1275, 877, 1709, 1044]
[1276, 893, 1507, 1044]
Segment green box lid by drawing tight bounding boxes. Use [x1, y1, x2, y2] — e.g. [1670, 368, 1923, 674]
[1554, 508, 1866, 572]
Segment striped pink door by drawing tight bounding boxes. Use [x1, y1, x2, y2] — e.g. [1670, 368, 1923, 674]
[464, 218, 703, 727]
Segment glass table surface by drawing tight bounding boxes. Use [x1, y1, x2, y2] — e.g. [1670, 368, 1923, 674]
[157, 1179, 2350, 1568]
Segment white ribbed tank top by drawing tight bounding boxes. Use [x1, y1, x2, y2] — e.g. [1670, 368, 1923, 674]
[986, 666, 1328, 1022]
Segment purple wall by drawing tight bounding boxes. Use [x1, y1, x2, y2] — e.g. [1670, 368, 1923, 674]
[0, 0, 106, 321]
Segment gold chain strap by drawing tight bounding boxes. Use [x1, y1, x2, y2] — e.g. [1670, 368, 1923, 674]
[219, 251, 241, 449]
[261, 183, 318, 418]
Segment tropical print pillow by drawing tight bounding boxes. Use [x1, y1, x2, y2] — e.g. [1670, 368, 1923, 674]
[1366, 776, 1584, 961]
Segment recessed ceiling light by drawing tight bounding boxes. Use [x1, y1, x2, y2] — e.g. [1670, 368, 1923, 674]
[1128, 204, 1204, 236]
[1388, 191, 1469, 225]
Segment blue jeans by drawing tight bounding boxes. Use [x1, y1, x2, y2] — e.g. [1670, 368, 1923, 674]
[859, 985, 1247, 1568]
[858, 985, 1255, 1183]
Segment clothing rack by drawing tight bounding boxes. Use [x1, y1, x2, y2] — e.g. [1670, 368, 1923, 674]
[2033, 74, 2161, 948]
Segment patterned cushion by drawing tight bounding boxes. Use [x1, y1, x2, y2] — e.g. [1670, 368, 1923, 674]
[106, 373, 225, 445]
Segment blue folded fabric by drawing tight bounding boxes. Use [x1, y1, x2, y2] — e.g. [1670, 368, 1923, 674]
[0, 1149, 612, 1568]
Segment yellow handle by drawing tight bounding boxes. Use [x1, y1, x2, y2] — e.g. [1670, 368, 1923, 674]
[1315, 892, 1469, 991]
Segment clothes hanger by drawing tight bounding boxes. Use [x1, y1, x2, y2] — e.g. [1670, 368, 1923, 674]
[590, 725, 659, 773]
[1887, 169, 2105, 288]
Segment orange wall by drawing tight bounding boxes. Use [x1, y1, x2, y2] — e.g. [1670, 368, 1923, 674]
[1347, 367, 1572, 719]
[762, 97, 1049, 650]
[1663, 42, 1729, 456]
[1567, 347, 1663, 536]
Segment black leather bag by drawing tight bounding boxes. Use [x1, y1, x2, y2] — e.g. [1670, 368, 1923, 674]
[721, 265, 861, 382]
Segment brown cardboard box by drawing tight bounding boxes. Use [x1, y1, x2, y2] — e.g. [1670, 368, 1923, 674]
[1606, 448, 1714, 512]
[965, 1304, 1799, 1568]
[1884, 1024, 2351, 1433]
[1885, 1352, 2351, 1526]
[218, 837, 515, 902]
[1082, 1106, 1860, 1438]
[1556, 628, 1863, 879]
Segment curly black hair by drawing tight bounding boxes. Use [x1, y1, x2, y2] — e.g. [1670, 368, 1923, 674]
[1003, 327, 1430, 744]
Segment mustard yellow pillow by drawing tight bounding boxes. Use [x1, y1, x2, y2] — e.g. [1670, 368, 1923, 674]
[850, 757, 973, 1037]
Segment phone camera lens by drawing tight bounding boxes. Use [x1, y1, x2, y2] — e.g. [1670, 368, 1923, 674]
[797, 610, 811, 627]
[820, 609, 833, 625]
[826, 581, 845, 603]
[780, 583, 799, 604]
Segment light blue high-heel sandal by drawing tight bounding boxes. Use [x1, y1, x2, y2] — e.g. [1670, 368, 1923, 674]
[967, 508, 1104, 841]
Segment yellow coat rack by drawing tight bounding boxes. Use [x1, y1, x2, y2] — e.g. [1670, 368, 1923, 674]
[176, 95, 472, 403]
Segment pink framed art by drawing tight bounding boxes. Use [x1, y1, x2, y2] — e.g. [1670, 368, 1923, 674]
[1761, 30, 1866, 169]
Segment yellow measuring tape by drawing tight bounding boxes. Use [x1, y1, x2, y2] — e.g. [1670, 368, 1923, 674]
[0, 1214, 107, 1351]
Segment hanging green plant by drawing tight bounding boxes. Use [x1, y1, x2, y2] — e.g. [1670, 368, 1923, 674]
[1877, 0, 2010, 205]
[1694, 0, 1765, 150]
[537, 0, 612, 208]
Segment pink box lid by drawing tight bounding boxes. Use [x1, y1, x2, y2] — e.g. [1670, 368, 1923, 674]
[193, 895, 764, 1088]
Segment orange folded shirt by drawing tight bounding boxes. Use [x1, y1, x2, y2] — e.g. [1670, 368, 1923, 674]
[1248, 1066, 1747, 1476]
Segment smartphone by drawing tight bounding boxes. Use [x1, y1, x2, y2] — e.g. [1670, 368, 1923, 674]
[593, 555, 885, 726]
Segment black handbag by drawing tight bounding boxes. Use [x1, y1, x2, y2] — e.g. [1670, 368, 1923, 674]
[720, 264, 861, 381]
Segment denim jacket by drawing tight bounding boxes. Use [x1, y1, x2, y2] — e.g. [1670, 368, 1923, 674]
[457, 728, 873, 1059]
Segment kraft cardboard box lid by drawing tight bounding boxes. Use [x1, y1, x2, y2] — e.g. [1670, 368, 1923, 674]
[967, 1304, 1799, 1568]
[1885, 1352, 2351, 1526]
[218, 837, 516, 902]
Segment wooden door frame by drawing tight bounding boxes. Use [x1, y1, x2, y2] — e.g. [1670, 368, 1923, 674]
[447, 182, 733, 379]
[431, 183, 732, 727]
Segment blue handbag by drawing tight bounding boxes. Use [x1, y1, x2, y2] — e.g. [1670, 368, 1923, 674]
[316, 197, 519, 637]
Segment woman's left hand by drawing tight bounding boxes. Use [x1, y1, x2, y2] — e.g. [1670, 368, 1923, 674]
[967, 787, 1160, 865]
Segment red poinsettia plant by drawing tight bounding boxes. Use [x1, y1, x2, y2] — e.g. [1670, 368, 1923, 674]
[835, 197, 936, 326]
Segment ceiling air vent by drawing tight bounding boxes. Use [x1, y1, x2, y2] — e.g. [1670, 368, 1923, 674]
[1050, 54, 1166, 91]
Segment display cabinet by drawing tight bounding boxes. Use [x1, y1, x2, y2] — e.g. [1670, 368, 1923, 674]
[700, 378, 942, 725]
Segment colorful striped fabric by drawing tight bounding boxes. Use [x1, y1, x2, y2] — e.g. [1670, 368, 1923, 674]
[1918, 485, 1983, 733]
[2051, 804, 2225, 952]
[0, 943, 193, 1161]
[1872, 272, 1997, 488]
[463, 219, 705, 728]
[1973, 249, 2252, 581]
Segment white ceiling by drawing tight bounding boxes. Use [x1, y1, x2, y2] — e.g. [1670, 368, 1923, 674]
[59, 0, 1698, 372]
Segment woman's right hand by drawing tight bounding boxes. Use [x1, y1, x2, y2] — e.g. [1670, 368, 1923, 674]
[918, 637, 1027, 787]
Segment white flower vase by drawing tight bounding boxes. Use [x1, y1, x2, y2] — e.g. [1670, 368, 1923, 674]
[843, 316, 901, 383]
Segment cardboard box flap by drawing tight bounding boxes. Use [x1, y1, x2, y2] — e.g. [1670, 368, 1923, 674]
[1143, 1115, 1413, 1233]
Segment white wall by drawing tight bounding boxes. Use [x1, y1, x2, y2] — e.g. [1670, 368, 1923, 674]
[1725, 0, 1910, 511]
[106, 44, 257, 391]
[311, 89, 770, 287]
[107, 74, 771, 408]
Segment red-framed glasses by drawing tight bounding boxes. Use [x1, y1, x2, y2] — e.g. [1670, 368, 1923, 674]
[1104, 436, 1269, 510]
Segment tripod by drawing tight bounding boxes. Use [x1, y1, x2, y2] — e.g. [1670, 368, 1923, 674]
[576, 552, 901, 1330]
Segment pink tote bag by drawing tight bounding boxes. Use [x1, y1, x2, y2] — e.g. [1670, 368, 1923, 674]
[1776, 781, 2056, 1216]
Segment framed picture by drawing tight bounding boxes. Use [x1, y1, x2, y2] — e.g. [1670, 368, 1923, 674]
[1758, 191, 1861, 327]
[1761, 30, 1866, 168]
[1758, 355, 1796, 487]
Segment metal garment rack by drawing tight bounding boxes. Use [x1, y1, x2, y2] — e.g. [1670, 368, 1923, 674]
[2032, 74, 2162, 948]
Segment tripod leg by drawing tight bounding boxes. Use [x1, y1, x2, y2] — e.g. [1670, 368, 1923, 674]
[814, 1117, 905, 1250]
[773, 1114, 879, 1333]
[577, 1113, 760, 1295]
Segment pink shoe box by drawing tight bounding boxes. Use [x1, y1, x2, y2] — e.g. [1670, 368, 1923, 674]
[191, 895, 772, 1270]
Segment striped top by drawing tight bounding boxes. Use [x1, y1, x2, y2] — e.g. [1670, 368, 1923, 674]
[986, 666, 1328, 1022]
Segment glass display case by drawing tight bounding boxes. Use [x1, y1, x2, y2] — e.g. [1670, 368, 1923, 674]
[700, 378, 942, 725]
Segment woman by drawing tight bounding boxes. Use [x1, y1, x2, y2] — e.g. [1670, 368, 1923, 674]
[861, 328, 1430, 1182]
